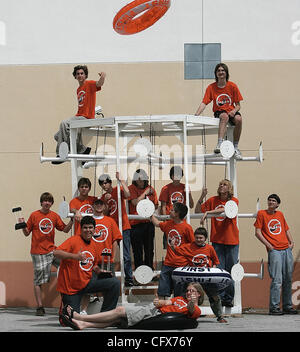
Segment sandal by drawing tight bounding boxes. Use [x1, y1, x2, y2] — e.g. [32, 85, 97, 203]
[62, 304, 75, 320]
[59, 314, 80, 330]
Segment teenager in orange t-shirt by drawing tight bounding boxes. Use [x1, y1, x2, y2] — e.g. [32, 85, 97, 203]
[98, 172, 133, 286]
[151, 202, 194, 299]
[69, 177, 97, 236]
[53, 65, 106, 163]
[195, 179, 239, 307]
[195, 63, 243, 158]
[60, 283, 203, 330]
[54, 216, 120, 315]
[159, 166, 194, 215]
[254, 194, 296, 315]
[18, 192, 73, 316]
[170, 227, 228, 323]
[159, 166, 194, 249]
[128, 169, 158, 270]
[92, 198, 122, 274]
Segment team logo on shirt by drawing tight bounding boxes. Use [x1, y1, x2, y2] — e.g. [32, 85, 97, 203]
[216, 94, 231, 107]
[79, 251, 94, 271]
[107, 199, 117, 215]
[173, 299, 187, 310]
[39, 218, 53, 235]
[171, 192, 184, 204]
[77, 90, 86, 107]
[79, 204, 93, 214]
[215, 204, 225, 222]
[268, 219, 282, 235]
[167, 229, 182, 247]
[93, 224, 109, 243]
[192, 254, 209, 267]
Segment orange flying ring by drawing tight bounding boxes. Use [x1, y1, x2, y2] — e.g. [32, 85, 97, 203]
[113, 0, 171, 35]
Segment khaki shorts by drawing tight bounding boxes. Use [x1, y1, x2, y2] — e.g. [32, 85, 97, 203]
[123, 303, 161, 327]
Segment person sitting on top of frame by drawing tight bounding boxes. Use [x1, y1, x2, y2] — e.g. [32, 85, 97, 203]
[195, 62, 243, 159]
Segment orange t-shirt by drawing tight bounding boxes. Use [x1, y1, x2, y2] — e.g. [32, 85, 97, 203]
[76, 80, 101, 119]
[201, 196, 239, 245]
[159, 220, 194, 267]
[202, 81, 243, 113]
[26, 210, 66, 255]
[100, 187, 131, 231]
[92, 215, 122, 263]
[128, 184, 158, 226]
[174, 242, 220, 268]
[254, 210, 290, 250]
[69, 196, 97, 236]
[56, 235, 101, 295]
[159, 182, 187, 214]
[159, 296, 201, 319]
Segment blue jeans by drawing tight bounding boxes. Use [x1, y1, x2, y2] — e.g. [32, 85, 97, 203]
[212, 243, 239, 303]
[122, 229, 133, 281]
[157, 265, 182, 297]
[268, 248, 294, 311]
[61, 273, 120, 313]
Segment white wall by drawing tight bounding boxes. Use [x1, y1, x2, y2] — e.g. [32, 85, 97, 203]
[0, 0, 299, 65]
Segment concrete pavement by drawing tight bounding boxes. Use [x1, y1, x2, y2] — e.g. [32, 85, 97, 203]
[1, 306, 299, 333]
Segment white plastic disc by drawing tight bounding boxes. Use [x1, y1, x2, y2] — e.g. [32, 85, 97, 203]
[59, 142, 69, 160]
[136, 199, 155, 218]
[134, 265, 154, 285]
[220, 140, 234, 159]
[133, 138, 152, 157]
[58, 200, 70, 219]
[231, 263, 244, 281]
[224, 200, 238, 219]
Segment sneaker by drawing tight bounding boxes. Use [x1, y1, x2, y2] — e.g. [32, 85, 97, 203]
[36, 307, 45, 316]
[125, 280, 134, 287]
[283, 308, 298, 315]
[82, 147, 91, 155]
[214, 144, 221, 154]
[81, 147, 91, 166]
[269, 308, 283, 315]
[234, 148, 242, 160]
[217, 317, 228, 323]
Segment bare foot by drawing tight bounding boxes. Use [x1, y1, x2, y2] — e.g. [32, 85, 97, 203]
[72, 318, 85, 330]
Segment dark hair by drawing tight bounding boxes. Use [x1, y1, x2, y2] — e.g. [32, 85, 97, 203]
[170, 166, 183, 180]
[40, 192, 54, 205]
[98, 174, 112, 186]
[194, 227, 208, 239]
[132, 169, 149, 189]
[267, 194, 281, 204]
[214, 63, 229, 82]
[72, 65, 88, 78]
[80, 215, 96, 228]
[93, 198, 104, 205]
[173, 202, 188, 220]
[78, 177, 91, 189]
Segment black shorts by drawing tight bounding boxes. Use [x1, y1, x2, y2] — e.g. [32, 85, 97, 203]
[214, 110, 241, 126]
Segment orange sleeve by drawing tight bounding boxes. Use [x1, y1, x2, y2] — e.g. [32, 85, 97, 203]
[202, 84, 213, 105]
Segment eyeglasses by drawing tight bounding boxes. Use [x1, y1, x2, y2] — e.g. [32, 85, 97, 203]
[186, 289, 198, 293]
